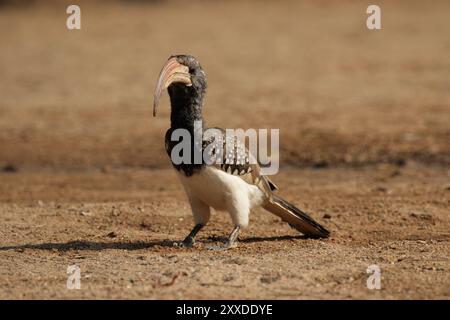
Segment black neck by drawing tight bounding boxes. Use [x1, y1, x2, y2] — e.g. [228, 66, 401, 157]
[168, 84, 204, 131]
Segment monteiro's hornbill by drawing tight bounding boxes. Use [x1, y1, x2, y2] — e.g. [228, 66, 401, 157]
[153, 55, 329, 249]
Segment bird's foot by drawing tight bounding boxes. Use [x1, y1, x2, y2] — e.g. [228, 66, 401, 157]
[174, 237, 195, 248]
[205, 225, 241, 250]
[174, 224, 204, 248]
[205, 240, 238, 251]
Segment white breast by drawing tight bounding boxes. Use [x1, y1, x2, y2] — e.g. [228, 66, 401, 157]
[177, 166, 265, 211]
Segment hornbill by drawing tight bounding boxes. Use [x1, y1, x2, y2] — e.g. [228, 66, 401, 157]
[153, 55, 330, 249]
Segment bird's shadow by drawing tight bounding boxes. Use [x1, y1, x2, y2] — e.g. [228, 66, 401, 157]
[207, 234, 307, 243]
[0, 240, 173, 252]
[0, 235, 306, 252]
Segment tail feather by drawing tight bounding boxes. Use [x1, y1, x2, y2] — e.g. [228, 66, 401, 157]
[263, 195, 330, 238]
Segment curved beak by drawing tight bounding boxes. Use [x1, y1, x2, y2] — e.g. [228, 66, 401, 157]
[153, 57, 192, 117]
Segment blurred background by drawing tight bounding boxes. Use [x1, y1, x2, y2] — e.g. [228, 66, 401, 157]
[0, 1, 449, 300]
[0, 0, 449, 170]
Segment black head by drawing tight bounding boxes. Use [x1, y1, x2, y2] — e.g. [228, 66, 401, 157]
[153, 54, 207, 117]
[172, 54, 207, 90]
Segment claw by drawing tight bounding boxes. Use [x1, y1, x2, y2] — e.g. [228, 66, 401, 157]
[205, 225, 240, 250]
[174, 223, 204, 248]
[180, 238, 195, 248]
[205, 241, 237, 251]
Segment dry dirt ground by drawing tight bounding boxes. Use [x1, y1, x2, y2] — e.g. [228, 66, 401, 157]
[0, 0, 449, 299]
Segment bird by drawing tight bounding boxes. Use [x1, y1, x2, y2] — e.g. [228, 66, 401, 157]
[153, 54, 330, 249]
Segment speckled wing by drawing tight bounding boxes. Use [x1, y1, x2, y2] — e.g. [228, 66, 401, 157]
[202, 127, 278, 196]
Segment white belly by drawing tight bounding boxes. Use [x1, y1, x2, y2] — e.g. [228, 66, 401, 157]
[177, 166, 265, 211]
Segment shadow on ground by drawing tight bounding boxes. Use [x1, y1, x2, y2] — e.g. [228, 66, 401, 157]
[0, 235, 307, 252]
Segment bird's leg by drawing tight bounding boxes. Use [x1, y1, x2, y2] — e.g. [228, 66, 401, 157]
[180, 223, 204, 247]
[226, 225, 241, 247]
[206, 225, 241, 250]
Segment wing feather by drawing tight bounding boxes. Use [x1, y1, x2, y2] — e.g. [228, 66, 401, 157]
[202, 127, 276, 196]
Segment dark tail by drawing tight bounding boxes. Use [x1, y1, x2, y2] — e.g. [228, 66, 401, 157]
[263, 195, 330, 238]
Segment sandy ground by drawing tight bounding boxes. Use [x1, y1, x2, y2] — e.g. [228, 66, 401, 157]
[0, 0, 449, 299]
